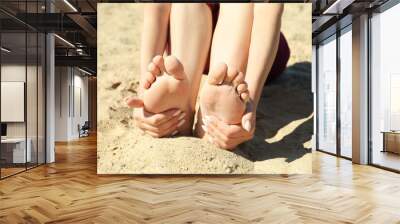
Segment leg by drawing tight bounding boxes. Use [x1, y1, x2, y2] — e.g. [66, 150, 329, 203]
[196, 4, 253, 137]
[209, 3, 253, 72]
[142, 3, 213, 136]
[140, 3, 171, 89]
[169, 3, 213, 110]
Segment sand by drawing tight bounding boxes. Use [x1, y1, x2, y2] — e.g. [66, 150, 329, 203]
[97, 3, 312, 174]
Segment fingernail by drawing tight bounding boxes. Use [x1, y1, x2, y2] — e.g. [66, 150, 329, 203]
[178, 113, 185, 120]
[244, 120, 252, 132]
[171, 130, 178, 136]
[207, 116, 215, 124]
[172, 110, 181, 117]
[207, 136, 214, 144]
[201, 125, 208, 132]
[178, 119, 185, 127]
[124, 97, 130, 106]
[203, 116, 209, 125]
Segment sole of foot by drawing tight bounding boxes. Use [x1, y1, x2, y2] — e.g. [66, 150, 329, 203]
[142, 55, 193, 136]
[195, 63, 250, 137]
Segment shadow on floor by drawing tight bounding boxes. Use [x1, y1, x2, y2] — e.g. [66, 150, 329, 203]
[235, 62, 313, 163]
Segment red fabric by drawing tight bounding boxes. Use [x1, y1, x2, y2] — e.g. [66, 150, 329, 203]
[266, 33, 290, 83]
[168, 3, 290, 84]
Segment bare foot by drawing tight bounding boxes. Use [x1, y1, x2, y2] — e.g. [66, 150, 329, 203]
[142, 55, 192, 135]
[195, 63, 250, 137]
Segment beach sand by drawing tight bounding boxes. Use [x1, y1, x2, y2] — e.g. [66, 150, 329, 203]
[97, 3, 312, 174]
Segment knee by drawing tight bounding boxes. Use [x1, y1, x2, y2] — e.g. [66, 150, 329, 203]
[172, 3, 209, 13]
[144, 3, 171, 15]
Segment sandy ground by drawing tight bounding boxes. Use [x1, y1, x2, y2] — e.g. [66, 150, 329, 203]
[97, 3, 312, 174]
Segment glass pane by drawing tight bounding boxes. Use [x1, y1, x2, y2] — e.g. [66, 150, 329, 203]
[339, 27, 352, 158]
[1, 31, 27, 177]
[38, 33, 45, 165]
[317, 35, 337, 154]
[27, 31, 38, 169]
[371, 4, 400, 171]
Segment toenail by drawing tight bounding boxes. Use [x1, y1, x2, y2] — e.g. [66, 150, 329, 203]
[178, 119, 185, 127]
[201, 125, 208, 132]
[172, 110, 181, 117]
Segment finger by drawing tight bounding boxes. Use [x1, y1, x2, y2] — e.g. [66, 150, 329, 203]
[208, 63, 227, 85]
[212, 136, 236, 150]
[205, 116, 249, 138]
[225, 66, 238, 83]
[206, 127, 251, 150]
[205, 122, 229, 143]
[126, 97, 144, 108]
[144, 130, 163, 138]
[232, 72, 245, 88]
[144, 115, 185, 138]
[154, 112, 186, 133]
[142, 109, 182, 126]
[241, 111, 255, 133]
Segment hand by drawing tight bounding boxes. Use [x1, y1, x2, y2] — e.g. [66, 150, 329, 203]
[203, 100, 256, 150]
[126, 97, 185, 138]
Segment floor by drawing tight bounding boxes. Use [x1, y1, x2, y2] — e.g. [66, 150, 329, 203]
[0, 167, 25, 178]
[1, 163, 43, 178]
[372, 150, 400, 171]
[0, 135, 400, 223]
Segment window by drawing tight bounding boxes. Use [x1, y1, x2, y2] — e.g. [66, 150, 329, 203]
[317, 35, 337, 154]
[0, 1, 47, 179]
[370, 2, 400, 171]
[339, 26, 352, 158]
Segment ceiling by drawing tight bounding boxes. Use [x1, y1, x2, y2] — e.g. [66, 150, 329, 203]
[1, 0, 97, 74]
[312, 0, 391, 44]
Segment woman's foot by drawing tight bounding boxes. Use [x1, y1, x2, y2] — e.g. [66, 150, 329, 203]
[196, 63, 250, 136]
[142, 55, 192, 135]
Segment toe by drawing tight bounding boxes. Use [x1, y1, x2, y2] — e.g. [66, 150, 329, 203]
[147, 62, 161, 76]
[164, 56, 186, 80]
[142, 71, 157, 89]
[152, 55, 166, 74]
[240, 92, 250, 102]
[232, 72, 245, 87]
[225, 67, 238, 83]
[236, 83, 248, 94]
[208, 63, 227, 85]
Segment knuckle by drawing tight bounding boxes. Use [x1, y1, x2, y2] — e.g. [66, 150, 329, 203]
[220, 142, 229, 149]
[148, 118, 158, 125]
[221, 134, 230, 142]
[153, 116, 163, 124]
[150, 132, 161, 138]
[226, 130, 236, 138]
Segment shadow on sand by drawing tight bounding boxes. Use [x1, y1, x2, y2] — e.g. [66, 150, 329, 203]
[235, 62, 313, 163]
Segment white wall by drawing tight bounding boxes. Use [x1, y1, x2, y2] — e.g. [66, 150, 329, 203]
[1, 63, 46, 164]
[54, 67, 89, 141]
[55, 66, 70, 141]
